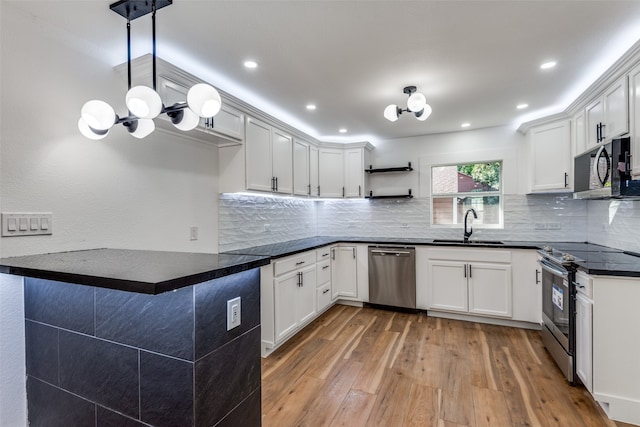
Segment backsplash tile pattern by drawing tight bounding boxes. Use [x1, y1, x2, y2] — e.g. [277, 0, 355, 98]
[219, 194, 316, 252]
[587, 199, 640, 253]
[219, 194, 588, 250]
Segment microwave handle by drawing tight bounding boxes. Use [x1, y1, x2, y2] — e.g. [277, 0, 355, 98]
[593, 145, 610, 187]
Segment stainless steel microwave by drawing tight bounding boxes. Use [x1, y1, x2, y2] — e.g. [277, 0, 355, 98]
[574, 137, 640, 199]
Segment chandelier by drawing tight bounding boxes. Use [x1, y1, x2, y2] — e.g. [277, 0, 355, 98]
[383, 86, 432, 122]
[78, 0, 222, 140]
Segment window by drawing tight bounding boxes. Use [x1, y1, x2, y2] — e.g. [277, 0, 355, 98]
[431, 161, 503, 227]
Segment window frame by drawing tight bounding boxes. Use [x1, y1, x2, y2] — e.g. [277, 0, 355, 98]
[430, 160, 504, 229]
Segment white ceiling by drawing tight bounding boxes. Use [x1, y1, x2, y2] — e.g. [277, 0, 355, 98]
[8, 0, 640, 143]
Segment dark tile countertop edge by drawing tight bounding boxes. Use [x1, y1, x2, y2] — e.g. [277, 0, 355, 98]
[223, 237, 640, 278]
[0, 248, 271, 295]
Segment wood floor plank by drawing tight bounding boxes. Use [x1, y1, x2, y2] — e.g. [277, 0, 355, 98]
[471, 386, 513, 427]
[262, 305, 628, 427]
[295, 359, 364, 427]
[328, 389, 377, 427]
[403, 383, 441, 426]
[263, 373, 325, 427]
[366, 368, 413, 427]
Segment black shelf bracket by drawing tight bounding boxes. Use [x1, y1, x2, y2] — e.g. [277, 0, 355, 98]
[365, 189, 413, 199]
[365, 162, 413, 174]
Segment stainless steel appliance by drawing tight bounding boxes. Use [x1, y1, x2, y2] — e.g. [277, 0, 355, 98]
[574, 136, 640, 199]
[368, 246, 416, 309]
[538, 247, 580, 383]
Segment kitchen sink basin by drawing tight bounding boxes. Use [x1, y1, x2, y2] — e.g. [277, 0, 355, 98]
[432, 239, 504, 245]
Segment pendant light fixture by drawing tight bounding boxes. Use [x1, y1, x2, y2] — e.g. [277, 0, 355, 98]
[383, 86, 432, 122]
[78, 0, 222, 140]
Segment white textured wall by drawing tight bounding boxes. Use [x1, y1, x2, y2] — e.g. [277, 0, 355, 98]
[1, 4, 220, 424]
[587, 199, 640, 252]
[219, 194, 316, 252]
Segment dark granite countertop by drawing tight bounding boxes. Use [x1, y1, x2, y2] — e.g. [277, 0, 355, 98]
[0, 248, 270, 294]
[224, 237, 640, 278]
[223, 236, 542, 258]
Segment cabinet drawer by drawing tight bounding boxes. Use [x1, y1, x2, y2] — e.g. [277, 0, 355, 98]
[317, 259, 331, 285]
[575, 270, 593, 299]
[316, 247, 332, 262]
[274, 251, 316, 276]
[317, 283, 332, 312]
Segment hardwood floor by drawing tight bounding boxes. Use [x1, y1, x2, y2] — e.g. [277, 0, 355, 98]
[262, 305, 632, 427]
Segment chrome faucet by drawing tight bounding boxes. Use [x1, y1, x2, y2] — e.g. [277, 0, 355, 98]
[463, 208, 478, 243]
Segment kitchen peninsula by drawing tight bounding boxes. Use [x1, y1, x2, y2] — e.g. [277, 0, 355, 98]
[0, 249, 270, 427]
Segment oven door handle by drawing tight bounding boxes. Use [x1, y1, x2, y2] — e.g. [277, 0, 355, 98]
[538, 258, 569, 277]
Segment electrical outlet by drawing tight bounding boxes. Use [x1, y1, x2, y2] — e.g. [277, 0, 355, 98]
[263, 224, 271, 232]
[227, 297, 241, 331]
[547, 222, 561, 230]
[534, 223, 547, 230]
[190, 226, 198, 241]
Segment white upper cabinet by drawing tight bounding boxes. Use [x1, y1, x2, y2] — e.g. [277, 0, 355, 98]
[271, 128, 293, 194]
[318, 148, 345, 197]
[585, 75, 628, 150]
[528, 120, 572, 192]
[245, 117, 293, 194]
[293, 139, 311, 196]
[156, 75, 244, 146]
[344, 148, 365, 198]
[629, 63, 640, 178]
[309, 145, 319, 197]
[573, 110, 587, 156]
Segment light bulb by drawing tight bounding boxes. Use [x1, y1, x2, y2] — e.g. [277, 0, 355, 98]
[78, 118, 109, 140]
[187, 83, 222, 117]
[172, 107, 200, 131]
[415, 104, 432, 121]
[126, 86, 163, 119]
[128, 119, 155, 139]
[407, 92, 426, 112]
[80, 100, 116, 131]
[384, 104, 399, 122]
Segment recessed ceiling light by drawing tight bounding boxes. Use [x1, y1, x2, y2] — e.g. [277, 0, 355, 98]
[306, 104, 316, 111]
[517, 103, 529, 110]
[339, 128, 347, 133]
[244, 60, 258, 69]
[461, 123, 470, 128]
[540, 61, 556, 70]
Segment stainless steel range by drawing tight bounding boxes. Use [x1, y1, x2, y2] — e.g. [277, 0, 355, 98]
[537, 246, 581, 384]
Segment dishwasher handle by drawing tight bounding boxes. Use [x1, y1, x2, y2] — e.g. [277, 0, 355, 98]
[369, 249, 412, 256]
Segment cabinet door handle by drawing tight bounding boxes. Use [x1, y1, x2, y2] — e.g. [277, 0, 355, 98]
[323, 289, 330, 294]
[271, 177, 275, 192]
[342, 187, 345, 198]
[308, 184, 311, 196]
[469, 264, 472, 278]
[331, 248, 335, 260]
[300, 271, 303, 287]
[317, 186, 320, 197]
[295, 261, 305, 266]
[596, 123, 600, 142]
[564, 172, 568, 188]
[535, 269, 540, 284]
[358, 185, 361, 197]
[464, 264, 467, 278]
[352, 247, 356, 259]
[322, 253, 329, 257]
[322, 265, 329, 270]
[275, 176, 278, 192]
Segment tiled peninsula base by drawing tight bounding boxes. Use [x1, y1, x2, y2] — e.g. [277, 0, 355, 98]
[24, 269, 262, 427]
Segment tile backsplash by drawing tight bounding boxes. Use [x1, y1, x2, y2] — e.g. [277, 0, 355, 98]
[587, 199, 640, 253]
[219, 193, 591, 251]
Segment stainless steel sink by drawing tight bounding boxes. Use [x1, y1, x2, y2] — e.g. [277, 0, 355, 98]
[432, 239, 504, 245]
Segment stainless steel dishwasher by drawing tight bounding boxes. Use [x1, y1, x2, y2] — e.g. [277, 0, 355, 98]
[368, 246, 416, 309]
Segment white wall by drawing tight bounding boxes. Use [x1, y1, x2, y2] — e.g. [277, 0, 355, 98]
[1, 4, 221, 424]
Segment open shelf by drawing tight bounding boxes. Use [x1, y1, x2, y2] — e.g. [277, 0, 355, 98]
[365, 162, 413, 173]
[365, 189, 414, 199]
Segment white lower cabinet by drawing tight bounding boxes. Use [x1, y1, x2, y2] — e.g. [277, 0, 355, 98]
[427, 248, 512, 319]
[576, 291, 593, 392]
[274, 263, 316, 343]
[331, 245, 358, 299]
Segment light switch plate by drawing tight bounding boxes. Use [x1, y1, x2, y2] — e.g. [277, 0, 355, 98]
[1, 213, 53, 237]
